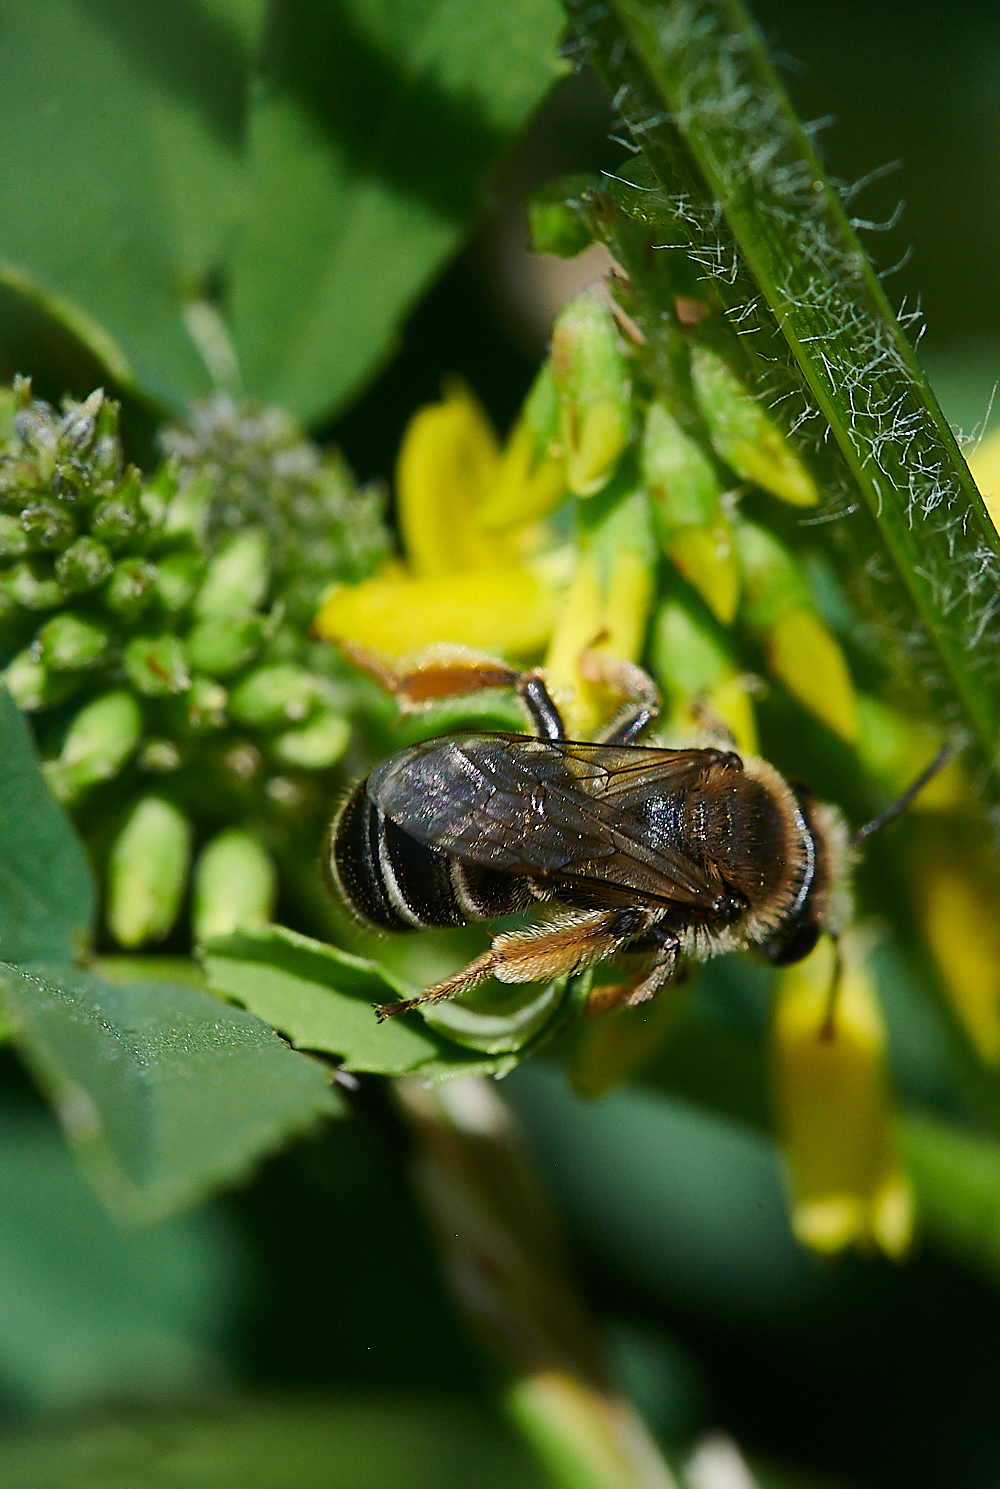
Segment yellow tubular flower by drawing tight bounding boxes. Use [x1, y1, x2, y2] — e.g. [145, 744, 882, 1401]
[772, 933, 914, 1259]
[314, 382, 567, 659]
[911, 823, 1000, 1065]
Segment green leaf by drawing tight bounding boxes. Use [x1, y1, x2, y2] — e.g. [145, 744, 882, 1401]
[201, 923, 512, 1077]
[0, 1109, 245, 1410]
[0, 685, 95, 964]
[0, 0, 262, 412]
[228, 0, 567, 423]
[0, 1397, 550, 1489]
[563, 0, 1000, 791]
[0, 961, 342, 1224]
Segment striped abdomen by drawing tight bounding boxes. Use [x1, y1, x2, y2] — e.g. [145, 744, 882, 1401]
[327, 780, 530, 931]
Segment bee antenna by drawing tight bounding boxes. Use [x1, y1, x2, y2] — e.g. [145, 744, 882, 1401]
[851, 742, 955, 847]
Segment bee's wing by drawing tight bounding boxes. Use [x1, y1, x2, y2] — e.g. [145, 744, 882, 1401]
[367, 735, 727, 911]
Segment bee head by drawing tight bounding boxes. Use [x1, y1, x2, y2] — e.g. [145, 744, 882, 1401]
[757, 787, 853, 967]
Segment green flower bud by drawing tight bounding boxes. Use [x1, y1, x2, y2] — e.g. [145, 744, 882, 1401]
[690, 346, 818, 507]
[139, 738, 183, 772]
[177, 675, 228, 732]
[154, 551, 203, 613]
[34, 611, 110, 671]
[551, 284, 632, 497]
[641, 400, 739, 624]
[651, 595, 757, 753]
[0, 514, 29, 557]
[107, 795, 192, 948]
[734, 520, 857, 742]
[162, 471, 213, 543]
[55, 536, 114, 593]
[269, 709, 351, 770]
[88, 487, 146, 551]
[58, 388, 104, 453]
[124, 634, 191, 696]
[194, 528, 270, 619]
[185, 614, 266, 678]
[228, 663, 319, 728]
[193, 829, 276, 942]
[43, 690, 142, 803]
[19, 498, 76, 552]
[2, 651, 80, 711]
[733, 519, 812, 631]
[103, 557, 157, 619]
[1, 560, 63, 610]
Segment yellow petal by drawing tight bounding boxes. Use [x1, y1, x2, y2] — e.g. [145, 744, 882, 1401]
[315, 565, 560, 658]
[666, 523, 740, 625]
[766, 607, 858, 742]
[772, 933, 913, 1259]
[396, 382, 520, 576]
[478, 415, 569, 532]
[966, 426, 1000, 535]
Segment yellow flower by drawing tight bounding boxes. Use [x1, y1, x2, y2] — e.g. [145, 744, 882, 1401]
[315, 382, 566, 659]
[772, 932, 913, 1258]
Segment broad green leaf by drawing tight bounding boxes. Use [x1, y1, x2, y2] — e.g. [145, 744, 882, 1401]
[228, 0, 566, 423]
[0, 686, 95, 964]
[201, 923, 512, 1077]
[0, 0, 262, 412]
[0, 961, 342, 1224]
[0, 1397, 550, 1489]
[0, 1110, 245, 1410]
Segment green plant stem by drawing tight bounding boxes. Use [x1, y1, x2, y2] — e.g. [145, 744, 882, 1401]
[395, 1076, 678, 1489]
[564, 0, 1000, 789]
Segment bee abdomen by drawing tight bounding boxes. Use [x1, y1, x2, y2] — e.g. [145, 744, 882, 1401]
[328, 781, 528, 932]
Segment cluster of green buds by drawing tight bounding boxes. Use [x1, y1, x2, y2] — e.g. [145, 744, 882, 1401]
[0, 379, 390, 948]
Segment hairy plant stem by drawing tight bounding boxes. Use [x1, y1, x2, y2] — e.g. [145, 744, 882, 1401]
[563, 0, 1000, 793]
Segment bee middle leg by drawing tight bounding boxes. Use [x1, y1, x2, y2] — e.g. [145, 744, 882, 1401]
[581, 652, 661, 745]
[584, 940, 681, 1017]
[376, 908, 656, 1019]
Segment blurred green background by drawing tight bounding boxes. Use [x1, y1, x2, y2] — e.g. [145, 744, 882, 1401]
[3, 3, 1000, 1488]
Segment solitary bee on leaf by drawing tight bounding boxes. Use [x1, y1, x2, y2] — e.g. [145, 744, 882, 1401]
[326, 644, 948, 1021]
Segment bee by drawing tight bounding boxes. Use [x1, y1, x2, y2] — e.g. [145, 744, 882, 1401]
[326, 644, 949, 1021]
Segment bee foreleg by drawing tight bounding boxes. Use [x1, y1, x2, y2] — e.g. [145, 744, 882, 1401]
[335, 640, 567, 739]
[375, 909, 649, 1020]
[584, 939, 681, 1017]
[336, 640, 521, 709]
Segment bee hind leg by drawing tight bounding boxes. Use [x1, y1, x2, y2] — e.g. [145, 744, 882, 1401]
[376, 909, 650, 1020]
